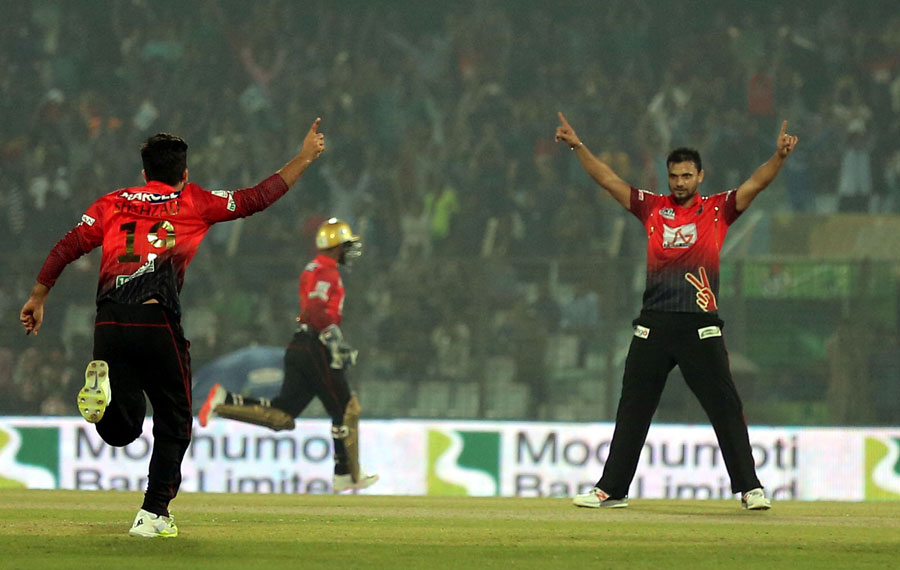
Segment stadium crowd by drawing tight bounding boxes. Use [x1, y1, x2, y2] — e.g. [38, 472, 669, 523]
[3, 0, 900, 422]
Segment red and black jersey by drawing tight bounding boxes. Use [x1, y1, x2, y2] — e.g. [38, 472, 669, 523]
[297, 254, 344, 331]
[630, 186, 742, 313]
[36, 174, 290, 316]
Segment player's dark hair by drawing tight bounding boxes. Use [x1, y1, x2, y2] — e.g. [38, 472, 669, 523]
[141, 133, 188, 186]
[667, 147, 702, 172]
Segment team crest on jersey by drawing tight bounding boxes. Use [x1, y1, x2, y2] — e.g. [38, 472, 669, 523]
[211, 190, 237, 211]
[663, 223, 697, 248]
[659, 207, 675, 220]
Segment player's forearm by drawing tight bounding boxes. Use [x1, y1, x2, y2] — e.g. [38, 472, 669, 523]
[571, 145, 607, 184]
[277, 150, 318, 188]
[735, 151, 787, 211]
[573, 145, 630, 208]
[28, 282, 51, 301]
[747, 151, 787, 190]
[233, 174, 290, 216]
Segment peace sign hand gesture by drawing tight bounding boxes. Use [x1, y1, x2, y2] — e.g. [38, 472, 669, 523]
[685, 267, 718, 312]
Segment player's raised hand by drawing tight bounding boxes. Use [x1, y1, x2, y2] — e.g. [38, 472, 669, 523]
[300, 117, 326, 163]
[555, 112, 582, 149]
[776, 120, 798, 159]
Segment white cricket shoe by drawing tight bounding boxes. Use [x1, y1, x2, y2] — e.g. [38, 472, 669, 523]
[573, 487, 628, 508]
[78, 360, 111, 423]
[129, 508, 178, 538]
[333, 472, 380, 493]
[741, 488, 771, 510]
[198, 382, 227, 427]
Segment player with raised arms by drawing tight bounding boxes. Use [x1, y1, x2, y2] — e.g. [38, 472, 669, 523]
[20, 118, 326, 537]
[555, 112, 797, 510]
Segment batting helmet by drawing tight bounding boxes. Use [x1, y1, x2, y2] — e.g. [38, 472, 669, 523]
[316, 218, 359, 249]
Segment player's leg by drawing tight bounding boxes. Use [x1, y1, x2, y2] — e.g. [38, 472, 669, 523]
[288, 334, 377, 491]
[201, 332, 316, 430]
[133, 305, 192, 523]
[677, 329, 769, 508]
[269, 331, 319, 417]
[593, 325, 674, 501]
[89, 306, 147, 446]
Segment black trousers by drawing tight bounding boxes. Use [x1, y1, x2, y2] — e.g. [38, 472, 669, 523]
[273, 330, 353, 475]
[597, 310, 762, 498]
[274, 330, 351, 425]
[92, 302, 192, 516]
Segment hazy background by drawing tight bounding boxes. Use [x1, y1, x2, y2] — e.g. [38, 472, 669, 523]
[2, 0, 899, 426]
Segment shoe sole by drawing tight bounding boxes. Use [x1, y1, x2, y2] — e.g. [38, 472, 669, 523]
[129, 528, 178, 538]
[334, 474, 380, 492]
[573, 494, 629, 508]
[78, 360, 109, 423]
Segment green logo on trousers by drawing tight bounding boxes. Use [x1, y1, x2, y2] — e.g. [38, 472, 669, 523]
[864, 436, 900, 500]
[427, 430, 500, 496]
[0, 426, 59, 488]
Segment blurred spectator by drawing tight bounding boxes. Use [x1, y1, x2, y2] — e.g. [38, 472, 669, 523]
[4, 0, 900, 422]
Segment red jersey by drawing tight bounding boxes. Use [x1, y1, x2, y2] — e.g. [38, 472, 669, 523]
[36, 174, 290, 316]
[297, 254, 345, 331]
[630, 186, 742, 313]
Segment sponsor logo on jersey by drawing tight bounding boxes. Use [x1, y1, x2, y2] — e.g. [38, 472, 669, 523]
[115, 254, 157, 288]
[697, 325, 722, 339]
[211, 190, 236, 212]
[308, 280, 331, 301]
[659, 208, 675, 220]
[634, 325, 650, 339]
[663, 223, 696, 248]
[80, 214, 96, 226]
[118, 190, 181, 203]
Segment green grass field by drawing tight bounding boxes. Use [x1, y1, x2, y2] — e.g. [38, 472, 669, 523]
[1, 490, 898, 570]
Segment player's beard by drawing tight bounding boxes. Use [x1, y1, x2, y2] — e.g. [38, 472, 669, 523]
[671, 186, 697, 206]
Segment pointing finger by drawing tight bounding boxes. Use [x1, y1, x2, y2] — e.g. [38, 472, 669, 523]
[779, 120, 787, 138]
[310, 117, 322, 133]
[558, 111, 570, 128]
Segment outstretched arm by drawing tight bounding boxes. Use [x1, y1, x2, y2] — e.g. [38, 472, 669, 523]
[200, 118, 327, 222]
[277, 117, 326, 187]
[555, 112, 632, 209]
[735, 120, 798, 211]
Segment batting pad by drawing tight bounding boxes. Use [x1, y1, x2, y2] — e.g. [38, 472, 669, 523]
[342, 393, 362, 481]
[214, 403, 296, 431]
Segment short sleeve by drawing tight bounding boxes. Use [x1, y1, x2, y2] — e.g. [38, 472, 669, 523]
[630, 187, 661, 223]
